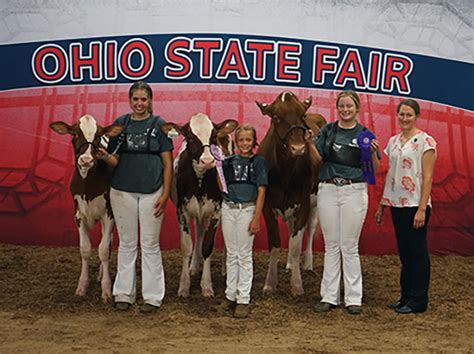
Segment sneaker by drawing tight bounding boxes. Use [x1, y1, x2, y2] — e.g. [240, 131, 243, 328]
[347, 305, 362, 315]
[140, 303, 160, 313]
[233, 304, 250, 318]
[314, 302, 336, 313]
[115, 302, 131, 311]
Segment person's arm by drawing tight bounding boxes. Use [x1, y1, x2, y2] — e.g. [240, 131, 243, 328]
[374, 138, 390, 225]
[304, 129, 322, 165]
[371, 139, 381, 173]
[413, 149, 436, 229]
[216, 172, 224, 192]
[375, 178, 387, 225]
[97, 147, 119, 167]
[154, 151, 173, 217]
[248, 185, 266, 235]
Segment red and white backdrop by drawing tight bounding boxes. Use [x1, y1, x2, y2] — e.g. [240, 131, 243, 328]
[0, 0, 473, 255]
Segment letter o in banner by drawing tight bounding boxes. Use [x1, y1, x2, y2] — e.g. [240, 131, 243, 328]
[32, 44, 68, 84]
[118, 38, 154, 80]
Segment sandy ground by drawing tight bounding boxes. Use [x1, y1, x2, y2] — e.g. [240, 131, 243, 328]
[0, 244, 473, 352]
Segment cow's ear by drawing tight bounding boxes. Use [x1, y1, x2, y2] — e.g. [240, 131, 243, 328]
[255, 101, 271, 117]
[161, 122, 184, 137]
[49, 121, 74, 135]
[215, 119, 238, 137]
[304, 113, 327, 133]
[103, 124, 124, 137]
[302, 96, 312, 111]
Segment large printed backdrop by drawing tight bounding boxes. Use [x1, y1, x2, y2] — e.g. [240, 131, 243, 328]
[0, 84, 473, 255]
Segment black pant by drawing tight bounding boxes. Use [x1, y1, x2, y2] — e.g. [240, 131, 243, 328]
[390, 206, 431, 311]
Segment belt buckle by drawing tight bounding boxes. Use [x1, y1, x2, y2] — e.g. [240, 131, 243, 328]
[333, 177, 350, 186]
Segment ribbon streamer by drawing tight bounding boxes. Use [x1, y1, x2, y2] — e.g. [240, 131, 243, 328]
[210, 144, 228, 193]
[357, 131, 376, 185]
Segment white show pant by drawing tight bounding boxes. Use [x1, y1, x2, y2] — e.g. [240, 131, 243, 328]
[317, 182, 368, 307]
[110, 187, 165, 307]
[221, 202, 256, 305]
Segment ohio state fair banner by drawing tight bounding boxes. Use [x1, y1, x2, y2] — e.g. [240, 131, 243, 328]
[0, 1, 473, 256]
[1, 33, 472, 111]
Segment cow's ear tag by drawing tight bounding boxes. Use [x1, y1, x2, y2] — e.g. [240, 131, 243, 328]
[168, 128, 179, 139]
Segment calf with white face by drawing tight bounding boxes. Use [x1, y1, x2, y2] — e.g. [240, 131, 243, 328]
[162, 113, 238, 297]
[50, 114, 123, 302]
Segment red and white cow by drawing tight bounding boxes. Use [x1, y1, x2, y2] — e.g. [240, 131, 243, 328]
[50, 114, 123, 302]
[256, 91, 325, 296]
[161, 113, 238, 297]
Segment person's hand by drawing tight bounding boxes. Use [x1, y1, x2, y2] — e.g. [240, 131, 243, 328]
[413, 209, 426, 229]
[96, 147, 110, 160]
[304, 129, 315, 143]
[375, 204, 385, 225]
[248, 216, 260, 235]
[370, 139, 379, 154]
[153, 194, 169, 217]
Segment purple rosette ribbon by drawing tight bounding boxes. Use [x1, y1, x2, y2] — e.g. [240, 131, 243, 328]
[357, 130, 376, 185]
[210, 144, 228, 194]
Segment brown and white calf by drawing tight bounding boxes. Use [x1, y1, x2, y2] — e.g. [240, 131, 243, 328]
[50, 115, 123, 302]
[256, 91, 325, 296]
[161, 113, 238, 297]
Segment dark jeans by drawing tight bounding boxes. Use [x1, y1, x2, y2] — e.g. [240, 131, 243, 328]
[390, 206, 431, 311]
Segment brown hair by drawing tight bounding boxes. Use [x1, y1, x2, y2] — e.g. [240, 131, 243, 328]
[235, 123, 258, 148]
[128, 81, 154, 114]
[336, 90, 361, 111]
[397, 99, 420, 116]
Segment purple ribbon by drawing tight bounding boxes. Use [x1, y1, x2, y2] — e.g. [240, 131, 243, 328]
[357, 131, 376, 185]
[210, 144, 228, 194]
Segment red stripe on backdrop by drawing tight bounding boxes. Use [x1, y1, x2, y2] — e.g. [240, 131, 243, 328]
[0, 84, 473, 255]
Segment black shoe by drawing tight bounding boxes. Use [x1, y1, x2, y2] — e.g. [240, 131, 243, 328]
[347, 305, 362, 315]
[395, 305, 426, 314]
[140, 303, 160, 313]
[387, 301, 406, 310]
[219, 298, 237, 312]
[314, 302, 336, 313]
[115, 302, 131, 311]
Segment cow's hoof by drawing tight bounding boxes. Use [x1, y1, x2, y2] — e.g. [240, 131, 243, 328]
[177, 288, 190, 298]
[202, 288, 215, 298]
[262, 285, 275, 295]
[291, 286, 305, 297]
[101, 293, 112, 304]
[75, 287, 87, 297]
[302, 259, 314, 271]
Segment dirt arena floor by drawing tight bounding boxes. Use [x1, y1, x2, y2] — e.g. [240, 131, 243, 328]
[0, 244, 472, 352]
